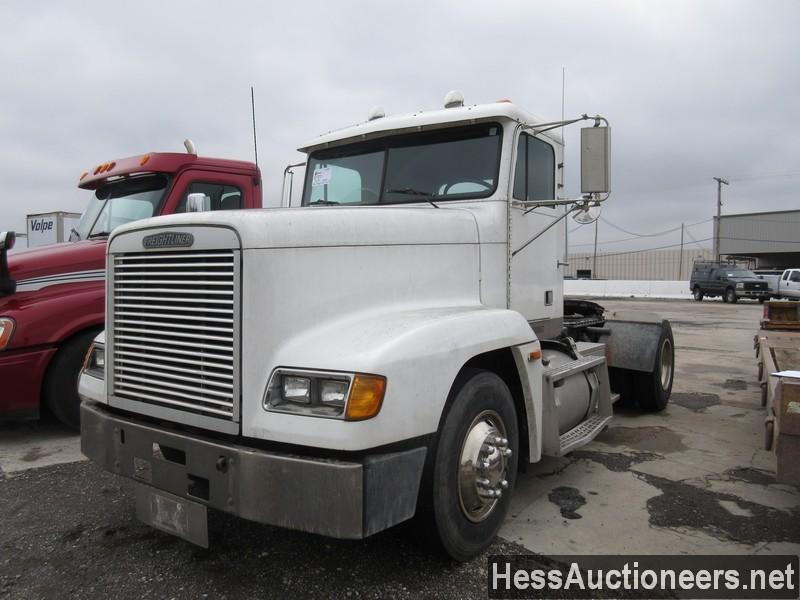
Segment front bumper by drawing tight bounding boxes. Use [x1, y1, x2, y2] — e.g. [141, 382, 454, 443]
[80, 402, 426, 540]
[0, 346, 57, 417]
[738, 290, 769, 298]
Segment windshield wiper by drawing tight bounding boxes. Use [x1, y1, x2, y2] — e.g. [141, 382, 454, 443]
[385, 188, 440, 208]
[87, 231, 111, 239]
[309, 200, 340, 206]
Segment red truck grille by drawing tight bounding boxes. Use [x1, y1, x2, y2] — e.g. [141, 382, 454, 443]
[110, 250, 238, 422]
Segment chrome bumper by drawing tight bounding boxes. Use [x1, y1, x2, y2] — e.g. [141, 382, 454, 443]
[80, 402, 426, 540]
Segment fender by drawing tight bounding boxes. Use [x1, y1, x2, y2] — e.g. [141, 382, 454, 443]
[597, 310, 668, 373]
[241, 305, 538, 451]
[1, 281, 104, 351]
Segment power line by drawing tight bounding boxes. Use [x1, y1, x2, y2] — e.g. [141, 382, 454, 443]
[569, 217, 712, 247]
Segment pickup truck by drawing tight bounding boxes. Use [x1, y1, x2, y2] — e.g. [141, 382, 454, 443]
[777, 268, 800, 300]
[690, 260, 769, 303]
[0, 146, 262, 427]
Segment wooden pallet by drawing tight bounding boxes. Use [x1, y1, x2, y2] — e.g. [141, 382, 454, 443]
[755, 324, 800, 485]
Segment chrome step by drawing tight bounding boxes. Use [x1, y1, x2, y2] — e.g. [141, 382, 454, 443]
[559, 414, 611, 456]
[544, 355, 605, 383]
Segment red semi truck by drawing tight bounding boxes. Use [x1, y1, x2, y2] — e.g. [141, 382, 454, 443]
[0, 147, 262, 427]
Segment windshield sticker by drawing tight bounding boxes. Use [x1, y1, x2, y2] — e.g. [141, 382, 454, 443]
[312, 167, 332, 187]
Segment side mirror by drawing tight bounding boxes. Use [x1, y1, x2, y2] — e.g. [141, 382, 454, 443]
[0, 231, 15, 251]
[186, 193, 211, 213]
[0, 231, 16, 296]
[580, 126, 610, 194]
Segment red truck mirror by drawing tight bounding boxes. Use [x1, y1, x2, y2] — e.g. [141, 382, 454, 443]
[0, 231, 16, 296]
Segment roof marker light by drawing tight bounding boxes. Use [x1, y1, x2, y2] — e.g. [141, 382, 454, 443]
[444, 90, 464, 109]
[140, 154, 151, 166]
[93, 165, 103, 175]
[496, 98, 512, 103]
[79, 171, 89, 181]
[367, 105, 385, 121]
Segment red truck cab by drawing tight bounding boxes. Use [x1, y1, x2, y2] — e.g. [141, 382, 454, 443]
[0, 150, 262, 427]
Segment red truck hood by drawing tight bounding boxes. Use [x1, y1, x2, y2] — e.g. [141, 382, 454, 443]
[8, 239, 107, 283]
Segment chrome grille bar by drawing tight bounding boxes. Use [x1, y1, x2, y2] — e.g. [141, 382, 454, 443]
[110, 248, 239, 424]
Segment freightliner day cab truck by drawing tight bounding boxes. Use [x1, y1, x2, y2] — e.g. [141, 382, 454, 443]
[79, 93, 675, 561]
[0, 145, 262, 428]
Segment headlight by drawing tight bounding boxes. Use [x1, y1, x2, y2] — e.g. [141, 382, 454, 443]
[264, 368, 385, 420]
[736, 283, 744, 289]
[0, 317, 14, 350]
[82, 341, 105, 379]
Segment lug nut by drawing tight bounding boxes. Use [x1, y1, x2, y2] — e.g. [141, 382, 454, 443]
[477, 478, 490, 488]
[499, 479, 509, 489]
[501, 448, 512, 457]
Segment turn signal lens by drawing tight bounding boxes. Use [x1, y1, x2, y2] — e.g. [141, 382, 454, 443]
[345, 374, 386, 421]
[0, 317, 15, 350]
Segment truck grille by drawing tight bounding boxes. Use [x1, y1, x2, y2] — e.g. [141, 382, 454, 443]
[110, 250, 238, 421]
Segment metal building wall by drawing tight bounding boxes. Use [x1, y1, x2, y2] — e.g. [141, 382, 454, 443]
[567, 248, 713, 280]
[718, 210, 800, 255]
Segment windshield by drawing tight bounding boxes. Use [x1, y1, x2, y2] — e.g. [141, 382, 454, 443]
[71, 174, 168, 240]
[301, 123, 502, 206]
[727, 270, 757, 278]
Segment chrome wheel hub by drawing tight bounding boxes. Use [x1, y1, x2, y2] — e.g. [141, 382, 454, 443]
[660, 337, 673, 390]
[457, 410, 511, 522]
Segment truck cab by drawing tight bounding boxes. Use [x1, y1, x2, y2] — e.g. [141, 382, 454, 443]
[79, 96, 673, 560]
[0, 149, 262, 427]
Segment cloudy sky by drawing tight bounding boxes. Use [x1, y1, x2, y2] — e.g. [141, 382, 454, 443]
[1, 0, 797, 253]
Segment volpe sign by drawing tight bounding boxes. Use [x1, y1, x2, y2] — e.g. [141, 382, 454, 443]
[26, 212, 81, 248]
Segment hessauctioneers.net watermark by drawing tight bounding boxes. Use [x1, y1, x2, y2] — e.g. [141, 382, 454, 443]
[487, 555, 799, 599]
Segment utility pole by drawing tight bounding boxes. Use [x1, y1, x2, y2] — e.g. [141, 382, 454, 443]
[713, 177, 729, 261]
[678, 223, 684, 280]
[592, 218, 598, 278]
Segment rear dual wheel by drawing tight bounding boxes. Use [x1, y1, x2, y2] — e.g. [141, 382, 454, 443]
[423, 370, 518, 562]
[637, 322, 675, 411]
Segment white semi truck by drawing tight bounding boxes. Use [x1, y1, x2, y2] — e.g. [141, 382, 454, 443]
[79, 94, 674, 561]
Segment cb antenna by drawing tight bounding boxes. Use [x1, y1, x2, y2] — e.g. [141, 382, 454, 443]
[251, 86, 259, 167]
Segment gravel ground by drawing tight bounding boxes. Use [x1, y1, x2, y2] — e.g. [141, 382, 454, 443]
[0, 461, 530, 599]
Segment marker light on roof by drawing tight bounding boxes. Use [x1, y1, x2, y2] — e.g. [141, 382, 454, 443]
[496, 98, 512, 103]
[140, 154, 151, 166]
[444, 90, 464, 109]
[79, 171, 88, 181]
[367, 105, 385, 121]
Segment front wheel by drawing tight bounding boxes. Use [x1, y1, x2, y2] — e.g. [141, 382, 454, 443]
[692, 287, 704, 301]
[425, 370, 518, 562]
[637, 322, 674, 412]
[43, 328, 101, 429]
[725, 288, 738, 304]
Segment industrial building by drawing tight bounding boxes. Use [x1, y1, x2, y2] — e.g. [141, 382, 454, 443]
[566, 248, 713, 281]
[717, 209, 800, 268]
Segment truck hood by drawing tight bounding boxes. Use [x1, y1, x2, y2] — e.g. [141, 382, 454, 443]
[8, 238, 107, 283]
[110, 206, 480, 249]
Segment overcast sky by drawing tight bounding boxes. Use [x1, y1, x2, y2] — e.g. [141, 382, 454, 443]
[1, 0, 797, 253]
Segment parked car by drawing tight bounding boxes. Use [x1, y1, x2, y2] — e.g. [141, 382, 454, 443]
[690, 260, 770, 303]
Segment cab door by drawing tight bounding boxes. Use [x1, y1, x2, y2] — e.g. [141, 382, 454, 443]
[508, 130, 564, 338]
[161, 169, 257, 215]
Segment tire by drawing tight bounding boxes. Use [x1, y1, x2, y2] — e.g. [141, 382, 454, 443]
[725, 288, 738, 304]
[758, 297, 766, 304]
[692, 287, 703, 302]
[43, 327, 102, 430]
[636, 321, 674, 412]
[764, 417, 775, 451]
[422, 370, 518, 562]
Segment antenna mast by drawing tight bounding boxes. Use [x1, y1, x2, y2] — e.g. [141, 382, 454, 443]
[251, 86, 259, 167]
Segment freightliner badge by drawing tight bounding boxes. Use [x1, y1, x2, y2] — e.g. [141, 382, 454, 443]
[142, 232, 195, 249]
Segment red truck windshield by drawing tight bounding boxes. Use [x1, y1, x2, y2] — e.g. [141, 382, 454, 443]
[71, 174, 168, 241]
